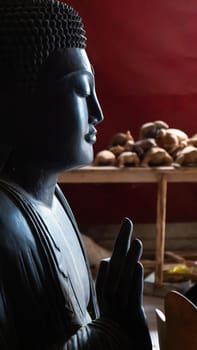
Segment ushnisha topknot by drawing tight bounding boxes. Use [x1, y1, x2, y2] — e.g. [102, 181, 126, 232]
[0, 0, 87, 94]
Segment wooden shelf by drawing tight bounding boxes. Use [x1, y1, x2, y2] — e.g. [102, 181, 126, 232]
[58, 166, 197, 286]
[58, 166, 197, 183]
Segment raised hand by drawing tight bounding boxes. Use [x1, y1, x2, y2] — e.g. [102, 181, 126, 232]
[96, 217, 152, 349]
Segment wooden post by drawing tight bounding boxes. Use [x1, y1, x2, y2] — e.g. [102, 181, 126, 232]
[155, 174, 167, 286]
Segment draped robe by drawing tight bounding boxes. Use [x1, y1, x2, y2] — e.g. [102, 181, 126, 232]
[0, 181, 130, 349]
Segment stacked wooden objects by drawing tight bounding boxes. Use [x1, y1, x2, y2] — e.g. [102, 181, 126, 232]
[93, 120, 197, 168]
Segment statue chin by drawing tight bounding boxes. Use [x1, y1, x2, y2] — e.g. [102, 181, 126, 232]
[60, 147, 94, 172]
[74, 152, 94, 169]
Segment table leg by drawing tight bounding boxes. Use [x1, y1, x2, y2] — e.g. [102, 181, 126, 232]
[155, 174, 167, 286]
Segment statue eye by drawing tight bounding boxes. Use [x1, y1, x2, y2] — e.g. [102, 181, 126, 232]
[75, 87, 90, 98]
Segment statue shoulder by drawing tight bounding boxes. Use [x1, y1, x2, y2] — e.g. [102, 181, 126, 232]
[0, 189, 35, 255]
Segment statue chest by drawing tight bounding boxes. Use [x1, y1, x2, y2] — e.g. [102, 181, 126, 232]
[34, 196, 91, 323]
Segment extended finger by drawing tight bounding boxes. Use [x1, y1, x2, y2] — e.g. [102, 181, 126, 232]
[95, 258, 110, 306]
[109, 217, 133, 269]
[128, 262, 152, 350]
[106, 217, 133, 289]
[111, 217, 133, 258]
[130, 261, 144, 305]
[118, 239, 143, 304]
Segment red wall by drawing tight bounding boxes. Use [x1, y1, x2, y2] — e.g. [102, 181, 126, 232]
[60, 0, 197, 225]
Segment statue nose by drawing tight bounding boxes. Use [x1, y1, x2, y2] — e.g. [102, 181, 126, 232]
[88, 94, 104, 125]
[95, 105, 104, 124]
[89, 109, 104, 126]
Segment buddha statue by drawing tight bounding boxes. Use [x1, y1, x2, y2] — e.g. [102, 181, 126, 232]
[0, 1, 152, 349]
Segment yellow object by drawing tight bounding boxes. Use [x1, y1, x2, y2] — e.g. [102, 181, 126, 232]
[167, 264, 191, 274]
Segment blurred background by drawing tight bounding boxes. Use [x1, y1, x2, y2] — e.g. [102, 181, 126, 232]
[60, 0, 197, 227]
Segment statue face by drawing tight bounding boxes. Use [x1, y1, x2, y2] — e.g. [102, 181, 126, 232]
[29, 48, 104, 171]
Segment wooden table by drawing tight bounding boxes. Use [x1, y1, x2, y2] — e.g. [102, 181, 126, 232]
[58, 166, 197, 286]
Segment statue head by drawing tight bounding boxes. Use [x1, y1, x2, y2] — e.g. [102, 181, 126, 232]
[0, 0, 103, 172]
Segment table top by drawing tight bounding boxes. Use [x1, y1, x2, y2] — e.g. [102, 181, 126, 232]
[58, 166, 197, 183]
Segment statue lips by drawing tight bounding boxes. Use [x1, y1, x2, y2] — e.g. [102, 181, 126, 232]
[85, 125, 97, 144]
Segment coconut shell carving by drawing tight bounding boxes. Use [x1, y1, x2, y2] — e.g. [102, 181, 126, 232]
[109, 130, 134, 147]
[116, 151, 140, 167]
[141, 146, 173, 167]
[93, 150, 116, 166]
[175, 146, 197, 166]
[93, 121, 196, 168]
[139, 120, 169, 139]
[156, 128, 188, 154]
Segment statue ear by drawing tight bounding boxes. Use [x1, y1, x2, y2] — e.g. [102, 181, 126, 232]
[0, 145, 13, 172]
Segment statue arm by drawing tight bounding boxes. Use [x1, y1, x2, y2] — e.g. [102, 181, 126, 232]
[0, 288, 128, 350]
[60, 319, 131, 350]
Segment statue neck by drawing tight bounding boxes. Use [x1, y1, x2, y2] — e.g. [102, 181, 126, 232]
[0, 163, 58, 207]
